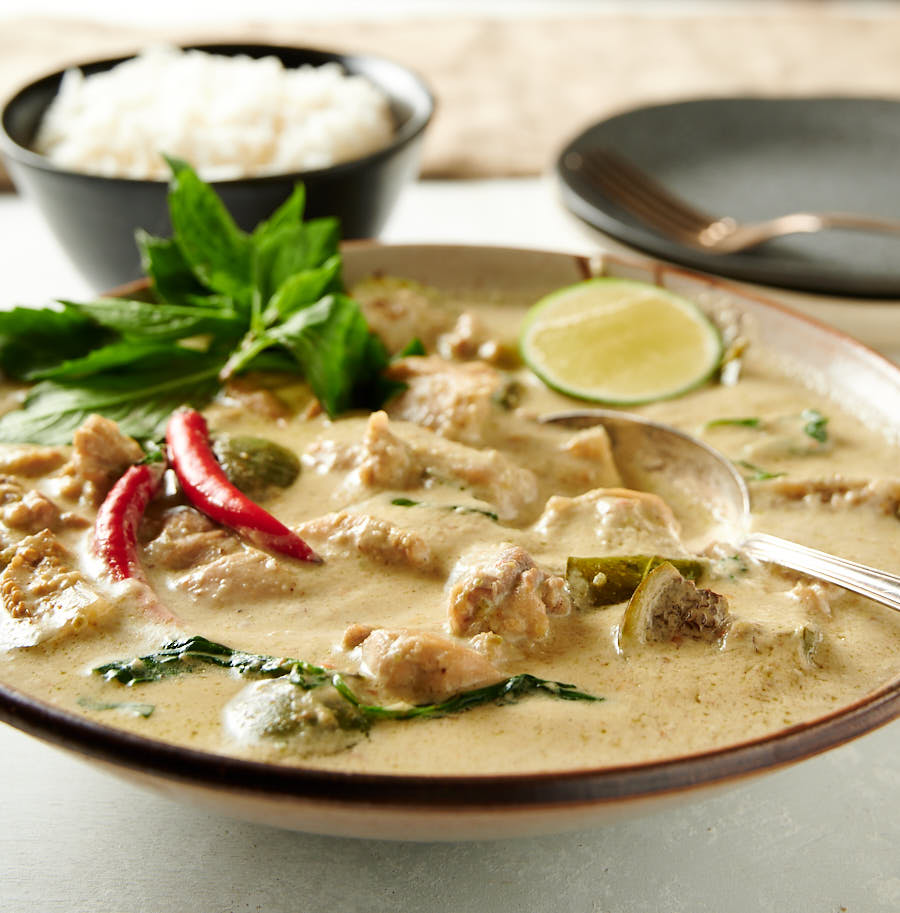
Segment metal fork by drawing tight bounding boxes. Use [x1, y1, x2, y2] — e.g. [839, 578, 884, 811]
[565, 148, 900, 254]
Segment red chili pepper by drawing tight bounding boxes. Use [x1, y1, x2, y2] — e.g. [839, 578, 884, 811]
[166, 408, 321, 564]
[94, 460, 179, 623]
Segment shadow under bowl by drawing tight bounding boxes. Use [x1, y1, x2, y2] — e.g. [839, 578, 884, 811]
[0, 43, 435, 292]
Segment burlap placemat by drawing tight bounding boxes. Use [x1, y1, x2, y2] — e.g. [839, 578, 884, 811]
[3, 12, 900, 186]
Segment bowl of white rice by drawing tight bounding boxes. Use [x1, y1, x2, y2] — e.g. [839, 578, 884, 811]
[0, 43, 434, 290]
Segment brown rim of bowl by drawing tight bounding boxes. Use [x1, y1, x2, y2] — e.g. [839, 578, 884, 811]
[0, 43, 435, 185]
[0, 243, 898, 811]
[1, 663, 897, 809]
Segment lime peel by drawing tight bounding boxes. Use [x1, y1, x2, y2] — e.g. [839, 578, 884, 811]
[519, 278, 722, 405]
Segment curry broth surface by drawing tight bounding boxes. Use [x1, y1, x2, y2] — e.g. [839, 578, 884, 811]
[1, 285, 899, 776]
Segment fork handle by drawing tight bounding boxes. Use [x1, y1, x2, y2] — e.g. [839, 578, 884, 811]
[814, 212, 900, 233]
[706, 211, 900, 252]
[741, 532, 900, 613]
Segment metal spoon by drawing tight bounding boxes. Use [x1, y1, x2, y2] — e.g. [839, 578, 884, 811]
[541, 408, 900, 613]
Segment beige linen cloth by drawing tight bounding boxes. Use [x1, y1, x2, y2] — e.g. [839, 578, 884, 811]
[3, 11, 900, 185]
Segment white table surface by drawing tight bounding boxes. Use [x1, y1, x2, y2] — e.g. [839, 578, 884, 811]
[0, 177, 899, 913]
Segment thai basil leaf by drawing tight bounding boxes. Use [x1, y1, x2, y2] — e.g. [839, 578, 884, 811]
[334, 673, 600, 721]
[76, 697, 155, 718]
[59, 297, 244, 343]
[801, 408, 829, 444]
[94, 635, 602, 723]
[396, 337, 426, 358]
[0, 352, 221, 444]
[252, 183, 306, 246]
[705, 416, 762, 429]
[0, 306, 111, 380]
[260, 256, 342, 326]
[27, 341, 216, 381]
[253, 216, 340, 304]
[269, 293, 377, 417]
[95, 635, 334, 689]
[137, 230, 207, 306]
[391, 497, 499, 521]
[737, 459, 787, 481]
[165, 156, 254, 307]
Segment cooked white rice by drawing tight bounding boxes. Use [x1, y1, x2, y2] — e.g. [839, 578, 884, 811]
[33, 45, 395, 181]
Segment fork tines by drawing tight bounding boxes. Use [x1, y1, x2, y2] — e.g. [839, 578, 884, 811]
[566, 147, 716, 241]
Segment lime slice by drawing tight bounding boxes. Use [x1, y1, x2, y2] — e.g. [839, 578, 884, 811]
[520, 278, 722, 404]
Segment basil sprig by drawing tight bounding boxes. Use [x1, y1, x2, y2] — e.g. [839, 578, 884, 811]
[0, 159, 395, 444]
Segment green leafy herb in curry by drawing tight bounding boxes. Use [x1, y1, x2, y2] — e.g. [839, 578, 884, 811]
[76, 696, 156, 718]
[737, 459, 787, 481]
[801, 408, 829, 444]
[94, 635, 601, 724]
[390, 497, 499, 522]
[704, 416, 762, 429]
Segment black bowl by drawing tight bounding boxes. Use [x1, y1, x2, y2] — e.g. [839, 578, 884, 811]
[0, 43, 435, 292]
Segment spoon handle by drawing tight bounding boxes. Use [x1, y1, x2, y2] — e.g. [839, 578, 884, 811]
[742, 533, 900, 613]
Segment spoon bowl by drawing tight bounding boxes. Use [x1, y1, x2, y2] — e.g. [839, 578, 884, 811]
[541, 408, 900, 614]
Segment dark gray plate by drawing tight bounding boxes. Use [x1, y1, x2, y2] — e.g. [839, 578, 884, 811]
[556, 97, 900, 298]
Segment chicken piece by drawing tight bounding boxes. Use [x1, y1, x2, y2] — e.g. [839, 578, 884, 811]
[513, 425, 624, 498]
[385, 356, 502, 444]
[343, 625, 504, 704]
[787, 580, 835, 619]
[314, 412, 539, 523]
[447, 544, 571, 646]
[354, 410, 422, 489]
[352, 276, 455, 354]
[437, 312, 486, 360]
[533, 487, 684, 556]
[0, 445, 67, 477]
[764, 476, 900, 515]
[59, 415, 144, 506]
[620, 562, 731, 647]
[220, 377, 290, 420]
[415, 432, 538, 523]
[0, 529, 113, 648]
[467, 630, 513, 665]
[142, 506, 240, 571]
[296, 510, 438, 573]
[436, 311, 506, 363]
[557, 426, 624, 490]
[303, 413, 419, 488]
[0, 476, 61, 533]
[302, 437, 360, 475]
[177, 549, 303, 601]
